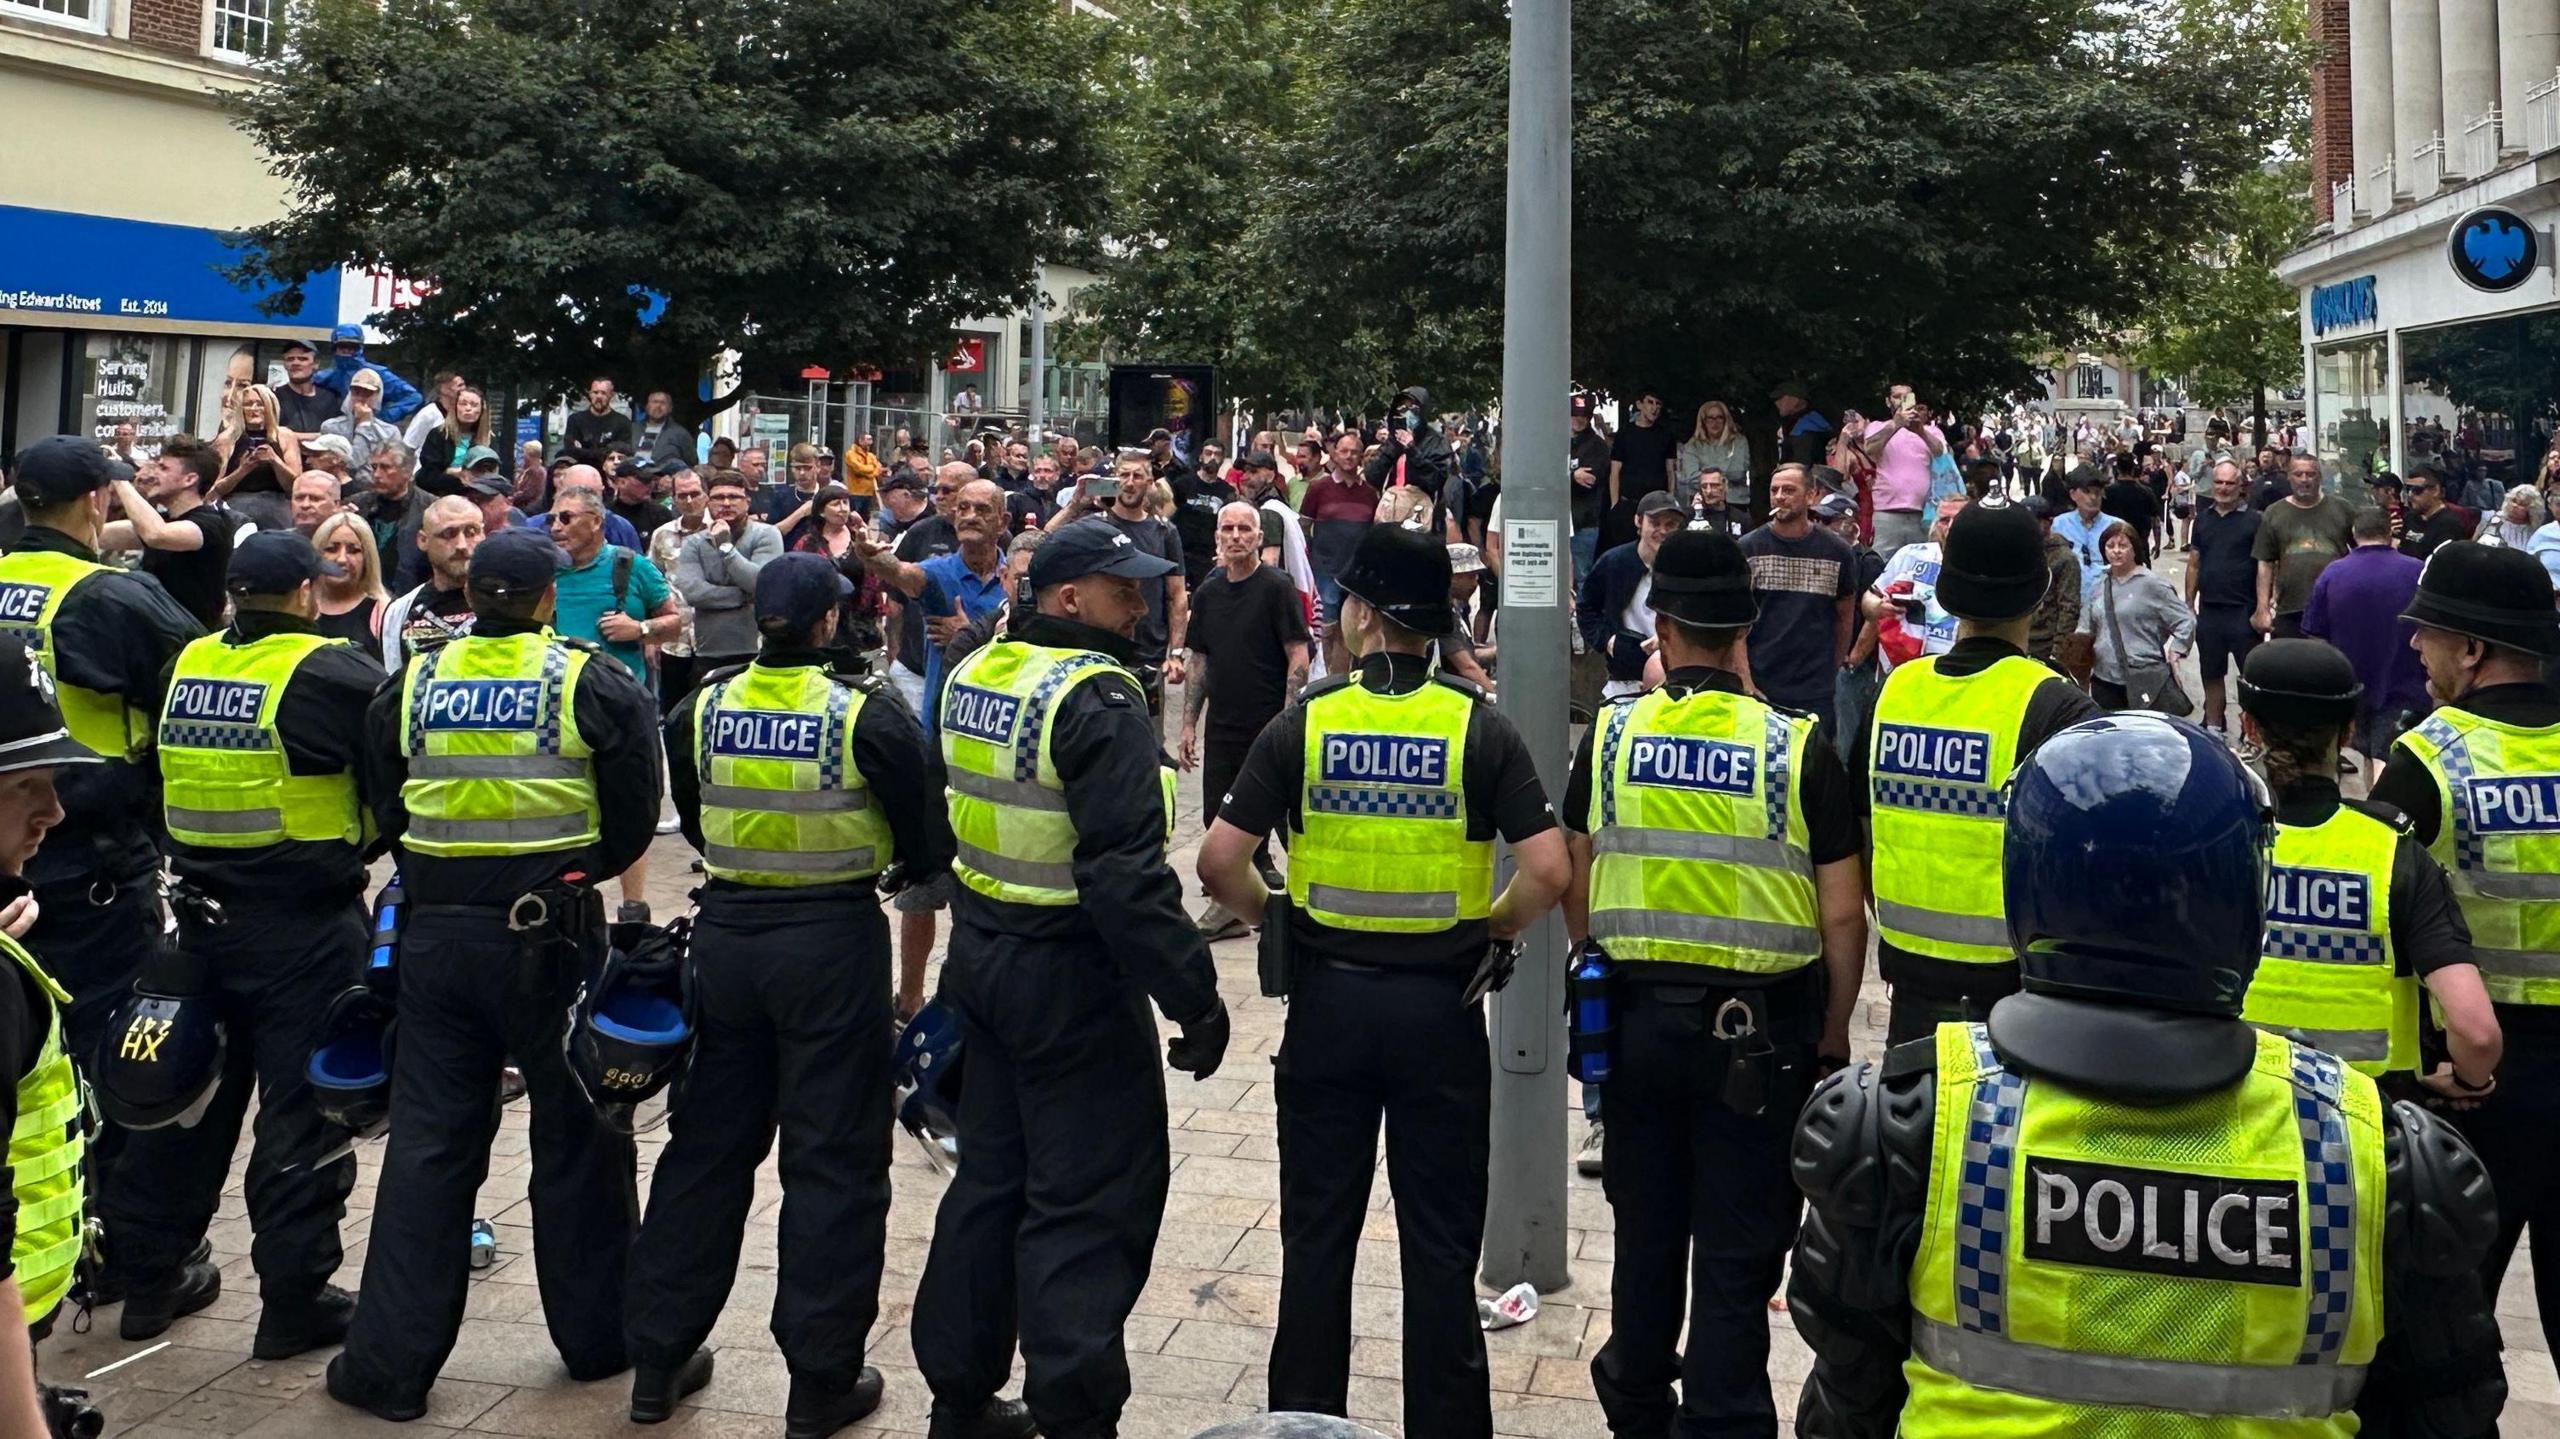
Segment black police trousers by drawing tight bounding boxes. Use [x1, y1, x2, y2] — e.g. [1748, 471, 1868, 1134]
[1883, 977, 2013, 1047]
[105, 897, 363, 1299]
[1588, 980, 1818, 1439]
[29, 866, 161, 1257]
[2456, 1031, 2560, 1383]
[912, 925, 1169, 1439]
[334, 909, 638, 1402]
[1269, 960, 1491, 1439]
[626, 894, 894, 1382]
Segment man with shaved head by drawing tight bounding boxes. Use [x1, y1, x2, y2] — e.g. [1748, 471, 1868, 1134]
[1180, 498, 1311, 936]
[380, 494, 486, 670]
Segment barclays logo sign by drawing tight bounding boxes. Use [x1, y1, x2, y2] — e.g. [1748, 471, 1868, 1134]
[2449, 206, 2544, 294]
[2308, 275, 2377, 336]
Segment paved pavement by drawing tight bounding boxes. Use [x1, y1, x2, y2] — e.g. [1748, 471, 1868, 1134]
[37, 553, 2560, 1437]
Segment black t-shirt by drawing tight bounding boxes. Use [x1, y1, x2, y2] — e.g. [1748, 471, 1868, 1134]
[1738, 523, 1858, 714]
[1611, 421, 1677, 504]
[2189, 502, 2262, 607]
[2100, 480, 2159, 561]
[272, 384, 341, 434]
[1570, 427, 1612, 531]
[1217, 655, 1557, 969]
[2397, 505, 2469, 561]
[1188, 564, 1308, 741]
[1170, 473, 1238, 588]
[1098, 510, 1184, 663]
[140, 504, 238, 630]
[892, 514, 957, 677]
[563, 408, 634, 459]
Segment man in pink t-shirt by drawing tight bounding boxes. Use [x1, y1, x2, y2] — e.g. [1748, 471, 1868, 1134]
[1856, 383, 1946, 561]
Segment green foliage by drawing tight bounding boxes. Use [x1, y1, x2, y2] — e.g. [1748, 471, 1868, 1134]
[2129, 162, 2310, 412]
[1075, 0, 2274, 418]
[229, 0, 1106, 399]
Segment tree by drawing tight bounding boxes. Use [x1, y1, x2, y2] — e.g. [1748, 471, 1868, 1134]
[2129, 162, 2311, 429]
[1076, 0, 2271, 425]
[229, 0, 1106, 405]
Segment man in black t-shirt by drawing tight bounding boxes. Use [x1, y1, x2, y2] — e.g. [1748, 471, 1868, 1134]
[878, 472, 954, 721]
[2397, 467, 2470, 561]
[1169, 463, 1238, 590]
[561, 378, 633, 463]
[2184, 459, 2262, 736]
[1180, 501, 1311, 936]
[1605, 390, 1678, 551]
[106, 435, 236, 630]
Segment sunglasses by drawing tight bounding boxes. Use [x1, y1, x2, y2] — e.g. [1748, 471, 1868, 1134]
[932, 484, 959, 496]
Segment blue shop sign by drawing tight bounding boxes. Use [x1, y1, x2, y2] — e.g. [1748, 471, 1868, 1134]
[2309, 275, 2378, 337]
[0, 205, 336, 330]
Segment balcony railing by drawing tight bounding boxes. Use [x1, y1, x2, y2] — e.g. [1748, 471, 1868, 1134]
[2463, 110, 2503, 176]
[2530, 69, 2560, 155]
[2331, 178, 2358, 227]
[2410, 133, 2448, 197]
[2368, 159, 2397, 212]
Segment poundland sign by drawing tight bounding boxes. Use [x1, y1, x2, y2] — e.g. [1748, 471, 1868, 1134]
[2309, 275, 2378, 336]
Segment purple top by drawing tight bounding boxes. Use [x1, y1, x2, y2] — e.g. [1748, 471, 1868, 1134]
[2301, 543, 2430, 719]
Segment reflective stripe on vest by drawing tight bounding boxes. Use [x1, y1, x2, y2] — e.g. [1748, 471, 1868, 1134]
[396, 633, 602, 858]
[941, 641, 1149, 906]
[1868, 655, 2051, 965]
[1901, 1023, 2385, 1439]
[2400, 708, 2560, 1005]
[0, 549, 149, 763]
[1288, 678, 1490, 934]
[693, 665, 894, 886]
[159, 630, 364, 850]
[1584, 686, 1821, 973]
[0, 936, 81, 1325]
[2242, 804, 2414, 1077]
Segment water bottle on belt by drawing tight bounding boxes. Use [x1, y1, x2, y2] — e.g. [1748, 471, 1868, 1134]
[367, 873, 405, 1001]
[1569, 944, 1613, 1084]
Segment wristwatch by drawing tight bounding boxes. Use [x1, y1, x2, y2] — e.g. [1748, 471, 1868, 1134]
[1169, 647, 1190, 660]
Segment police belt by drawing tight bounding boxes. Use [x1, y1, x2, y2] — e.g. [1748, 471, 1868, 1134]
[1312, 955, 1472, 980]
[692, 883, 883, 931]
[1619, 964, 1822, 1043]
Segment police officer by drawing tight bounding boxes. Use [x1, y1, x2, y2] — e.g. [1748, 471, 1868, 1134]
[105, 533, 385, 1351]
[1790, 714, 2506, 1437]
[1859, 498, 2098, 1043]
[2368, 539, 2560, 1372]
[1196, 524, 1568, 1439]
[0, 438, 200, 1294]
[626, 553, 954, 1437]
[1552, 529, 1867, 1436]
[2235, 638, 2501, 1098]
[0, 636, 110, 1428]
[329, 525, 663, 1420]
[911, 519, 1228, 1439]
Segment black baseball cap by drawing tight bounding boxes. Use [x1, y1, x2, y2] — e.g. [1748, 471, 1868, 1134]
[462, 473, 513, 499]
[1240, 449, 1279, 471]
[0, 636, 97, 774]
[227, 531, 336, 595]
[880, 470, 927, 496]
[755, 552, 853, 634]
[12, 436, 115, 506]
[1634, 491, 1681, 518]
[1028, 518, 1179, 591]
[466, 526, 560, 595]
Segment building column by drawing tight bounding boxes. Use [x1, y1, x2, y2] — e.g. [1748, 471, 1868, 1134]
[2394, 0, 2447, 195]
[2386, 327, 2406, 481]
[2502, 0, 2560, 153]
[2441, 0, 2501, 174]
[2352, 0, 2397, 211]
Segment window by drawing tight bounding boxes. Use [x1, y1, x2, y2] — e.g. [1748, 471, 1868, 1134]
[209, 0, 276, 60]
[2069, 364, 2115, 402]
[0, 0, 104, 34]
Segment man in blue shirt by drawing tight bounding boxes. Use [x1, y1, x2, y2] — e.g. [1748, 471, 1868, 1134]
[914, 479, 1013, 733]
[2050, 471, 2126, 608]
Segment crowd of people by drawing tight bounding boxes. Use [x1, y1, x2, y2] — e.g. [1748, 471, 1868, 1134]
[0, 351, 2551, 1439]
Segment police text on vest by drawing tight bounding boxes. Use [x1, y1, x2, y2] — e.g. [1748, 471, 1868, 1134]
[1874, 723, 1991, 785]
[708, 708, 825, 761]
[1321, 733, 1449, 787]
[944, 686, 1021, 746]
[166, 678, 267, 725]
[2023, 1157, 2302, 1287]
[0, 584, 47, 624]
[422, 679, 545, 730]
[2465, 775, 2560, 835]
[1626, 736, 1756, 795]
[2268, 866, 2371, 929]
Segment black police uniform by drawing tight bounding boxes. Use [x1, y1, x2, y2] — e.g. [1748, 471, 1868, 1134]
[7, 526, 202, 1254]
[909, 610, 1222, 1439]
[331, 614, 662, 1411]
[1214, 651, 1555, 1439]
[1560, 668, 1863, 1438]
[106, 608, 383, 1330]
[1847, 635, 2098, 1044]
[626, 643, 955, 1396]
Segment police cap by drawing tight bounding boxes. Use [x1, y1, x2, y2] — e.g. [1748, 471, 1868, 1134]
[12, 436, 115, 506]
[2237, 638, 2362, 728]
[1027, 518, 1178, 591]
[0, 636, 98, 774]
[1647, 529, 1756, 629]
[756, 551, 854, 635]
[227, 530, 333, 596]
[466, 525, 560, 596]
[1935, 497, 2049, 622]
[1335, 523, 1454, 635]
[2401, 540, 2560, 657]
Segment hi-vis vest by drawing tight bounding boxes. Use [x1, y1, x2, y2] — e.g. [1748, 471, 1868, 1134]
[396, 631, 601, 858]
[1288, 675, 1491, 932]
[691, 664, 894, 886]
[0, 549, 149, 763]
[941, 639, 1173, 907]
[2398, 706, 2560, 1006]
[158, 630, 365, 851]
[1585, 686, 1820, 973]
[1869, 655, 2051, 965]
[0, 935, 82, 1326]
[1904, 1023, 2384, 1438]
[2242, 805, 2416, 1076]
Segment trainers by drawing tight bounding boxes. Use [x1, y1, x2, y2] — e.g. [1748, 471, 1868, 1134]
[617, 901, 652, 924]
[119, 1259, 221, 1341]
[1195, 903, 1249, 943]
[629, 1348, 714, 1424]
[786, 1367, 885, 1439]
[253, 1284, 354, 1360]
[1575, 1123, 1605, 1177]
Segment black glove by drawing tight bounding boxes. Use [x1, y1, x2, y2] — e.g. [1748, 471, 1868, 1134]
[1167, 998, 1231, 1080]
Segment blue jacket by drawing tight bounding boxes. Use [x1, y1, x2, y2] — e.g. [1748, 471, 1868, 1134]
[1575, 539, 1654, 682]
[311, 327, 425, 423]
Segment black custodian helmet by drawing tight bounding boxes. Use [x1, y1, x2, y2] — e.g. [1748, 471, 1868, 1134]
[565, 918, 696, 1132]
[306, 986, 396, 1139]
[92, 980, 225, 1131]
